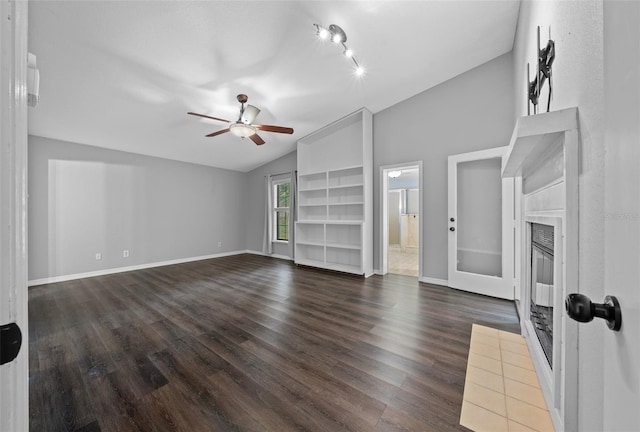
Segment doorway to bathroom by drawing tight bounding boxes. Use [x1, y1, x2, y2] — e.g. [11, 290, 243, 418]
[381, 162, 422, 278]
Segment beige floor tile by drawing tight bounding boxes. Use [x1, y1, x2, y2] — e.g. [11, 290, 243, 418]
[498, 330, 526, 345]
[474, 332, 501, 348]
[460, 401, 509, 432]
[508, 420, 539, 432]
[501, 350, 535, 370]
[468, 351, 503, 375]
[463, 324, 554, 432]
[466, 365, 505, 393]
[388, 245, 418, 277]
[500, 340, 530, 356]
[503, 363, 540, 388]
[470, 340, 502, 361]
[504, 378, 548, 410]
[463, 381, 507, 416]
[473, 324, 500, 337]
[506, 397, 555, 431]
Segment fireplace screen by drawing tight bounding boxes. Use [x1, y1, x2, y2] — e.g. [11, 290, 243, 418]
[530, 223, 554, 368]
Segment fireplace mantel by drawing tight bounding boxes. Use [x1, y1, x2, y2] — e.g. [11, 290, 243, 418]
[501, 107, 580, 432]
[502, 107, 578, 178]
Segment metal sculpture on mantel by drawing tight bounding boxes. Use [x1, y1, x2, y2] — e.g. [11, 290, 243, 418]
[527, 26, 556, 115]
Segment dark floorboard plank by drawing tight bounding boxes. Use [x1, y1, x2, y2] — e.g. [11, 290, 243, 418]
[29, 363, 98, 432]
[147, 351, 243, 431]
[30, 253, 519, 431]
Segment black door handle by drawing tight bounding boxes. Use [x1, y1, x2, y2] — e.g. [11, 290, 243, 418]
[449, 227, 455, 232]
[1, 322, 22, 365]
[565, 294, 622, 331]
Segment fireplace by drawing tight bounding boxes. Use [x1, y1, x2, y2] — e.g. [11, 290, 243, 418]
[530, 223, 554, 368]
[502, 107, 580, 430]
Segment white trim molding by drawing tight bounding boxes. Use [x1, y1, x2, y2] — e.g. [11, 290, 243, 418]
[0, 0, 29, 429]
[28, 250, 249, 287]
[419, 276, 449, 287]
[246, 250, 293, 261]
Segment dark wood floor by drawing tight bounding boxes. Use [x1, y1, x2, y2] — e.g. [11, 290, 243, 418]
[29, 253, 519, 432]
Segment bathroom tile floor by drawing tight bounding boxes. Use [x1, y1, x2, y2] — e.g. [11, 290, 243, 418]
[460, 324, 555, 432]
[387, 244, 419, 277]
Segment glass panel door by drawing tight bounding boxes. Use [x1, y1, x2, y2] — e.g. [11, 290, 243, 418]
[448, 147, 514, 299]
[456, 158, 503, 277]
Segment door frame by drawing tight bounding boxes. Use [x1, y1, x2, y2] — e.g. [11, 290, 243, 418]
[447, 146, 514, 299]
[0, 0, 29, 430]
[380, 161, 423, 278]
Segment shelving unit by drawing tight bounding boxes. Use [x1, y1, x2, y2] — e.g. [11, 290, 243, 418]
[295, 108, 373, 276]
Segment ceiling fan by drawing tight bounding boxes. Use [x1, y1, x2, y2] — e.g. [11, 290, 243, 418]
[188, 94, 294, 145]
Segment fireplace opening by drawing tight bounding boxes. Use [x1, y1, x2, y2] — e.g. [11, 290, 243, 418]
[530, 223, 554, 368]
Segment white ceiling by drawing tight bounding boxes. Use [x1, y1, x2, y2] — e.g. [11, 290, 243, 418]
[28, 1, 520, 172]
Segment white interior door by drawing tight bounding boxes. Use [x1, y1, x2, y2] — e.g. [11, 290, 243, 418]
[602, 2, 640, 428]
[0, 1, 29, 430]
[447, 147, 514, 299]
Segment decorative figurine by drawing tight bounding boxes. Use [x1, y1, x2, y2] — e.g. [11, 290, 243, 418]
[528, 26, 555, 115]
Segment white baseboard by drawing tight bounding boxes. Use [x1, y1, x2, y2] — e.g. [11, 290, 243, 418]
[373, 269, 446, 286]
[28, 250, 248, 287]
[419, 276, 449, 287]
[245, 250, 293, 261]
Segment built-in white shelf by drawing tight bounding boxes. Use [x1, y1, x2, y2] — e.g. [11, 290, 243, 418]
[295, 108, 373, 276]
[296, 241, 325, 247]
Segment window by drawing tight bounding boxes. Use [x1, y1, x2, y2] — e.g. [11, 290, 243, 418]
[273, 179, 290, 242]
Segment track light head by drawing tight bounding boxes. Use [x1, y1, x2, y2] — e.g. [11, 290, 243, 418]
[328, 24, 347, 44]
[313, 23, 365, 78]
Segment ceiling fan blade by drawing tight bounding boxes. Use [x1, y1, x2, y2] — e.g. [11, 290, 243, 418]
[255, 124, 294, 134]
[188, 112, 230, 123]
[250, 134, 266, 146]
[241, 104, 261, 124]
[206, 128, 230, 137]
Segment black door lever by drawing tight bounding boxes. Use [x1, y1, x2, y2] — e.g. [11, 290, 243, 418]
[565, 294, 622, 331]
[1, 322, 22, 365]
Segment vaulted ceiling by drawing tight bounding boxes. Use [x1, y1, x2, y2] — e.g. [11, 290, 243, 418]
[28, 1, 520, 172]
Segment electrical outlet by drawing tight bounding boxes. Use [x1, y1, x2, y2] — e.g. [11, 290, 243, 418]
[123, 250, 129, 258]
[95, 253, 102, 260]
[217, 241, 222, 248]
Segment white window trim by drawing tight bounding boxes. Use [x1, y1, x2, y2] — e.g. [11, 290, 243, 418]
[272, 177, 291, 243]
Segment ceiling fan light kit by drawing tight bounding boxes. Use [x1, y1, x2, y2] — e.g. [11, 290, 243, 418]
[229, 122, 256, 138]
[188, 94, 294, 146]
[314, 23, 365, 77]
[241, 104, 260, 124]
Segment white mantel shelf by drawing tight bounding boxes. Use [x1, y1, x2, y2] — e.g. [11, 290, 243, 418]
[502, 107, 578, 177]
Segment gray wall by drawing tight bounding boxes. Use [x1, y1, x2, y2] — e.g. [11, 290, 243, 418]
[28, 135, 248, 281]
[373, 52, 515, 281]
[244, 150, 297, 258]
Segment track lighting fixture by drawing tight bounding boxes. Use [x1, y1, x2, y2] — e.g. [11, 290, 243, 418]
[314, 23, 365, 77]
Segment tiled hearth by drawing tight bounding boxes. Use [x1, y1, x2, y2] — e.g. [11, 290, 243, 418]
[460, 324, 555, 432]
